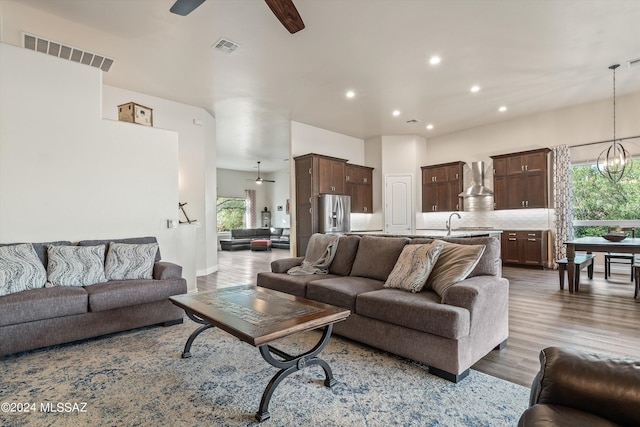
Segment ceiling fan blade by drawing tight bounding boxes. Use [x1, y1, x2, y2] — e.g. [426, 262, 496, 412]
[264, 0, 305, 34]
[170, 0, 206, 16]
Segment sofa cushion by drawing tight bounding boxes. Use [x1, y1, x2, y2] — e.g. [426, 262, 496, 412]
[47, 245, 106, 287]
[85, 278, 187, 312]
[0, 241, 72, 266]
[77, 236, 161, 262]
[105, 242, 158, 281]
[257, 272, 340, 298]
[349, 236, 410, 281]
[0, 243, 47, 296]
[328, 235, 361, 276]
[384, 243, 443, 293]
[0, 286, 88, 327]
[426, 240, 486, 297]
[306, 276, 385, 311]
[355, 289, 471, 340]
[442, 236, 501, 277]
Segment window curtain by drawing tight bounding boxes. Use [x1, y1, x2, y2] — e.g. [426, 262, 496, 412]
[245, 189, 256, 228]
[552, 145, 574, 266]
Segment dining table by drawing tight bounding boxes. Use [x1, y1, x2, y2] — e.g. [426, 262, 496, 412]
[564, 237, 640, 293]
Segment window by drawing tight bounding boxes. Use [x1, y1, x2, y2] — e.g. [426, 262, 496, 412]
[216, 197, 246, 232]
[571, 161, 640, 237]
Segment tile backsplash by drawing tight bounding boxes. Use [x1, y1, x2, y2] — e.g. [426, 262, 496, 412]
[417, 208, 554, 231]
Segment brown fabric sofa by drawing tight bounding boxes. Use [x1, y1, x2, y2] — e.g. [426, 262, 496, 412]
[0, 237, 187, 357]
[519, 347, 640, 427]
[257, 234, 509, 382]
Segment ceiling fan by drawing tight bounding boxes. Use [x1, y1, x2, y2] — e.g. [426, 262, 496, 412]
[250, 161, 275, 184]
[170, 0, 305, 34]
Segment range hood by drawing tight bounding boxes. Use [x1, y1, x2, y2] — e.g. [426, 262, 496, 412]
[459, 161, 493, 197]
[459, 161, 494, 211]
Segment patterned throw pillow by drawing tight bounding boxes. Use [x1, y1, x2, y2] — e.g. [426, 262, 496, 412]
[104, 242, 158, 281]
[384, 243, 443, 293]
[425, 240, 486, 297]
[47, 245, 106, 287]
[0, 243, 47, 296]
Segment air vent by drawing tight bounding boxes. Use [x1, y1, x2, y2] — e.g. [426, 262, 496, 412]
[213, 37, 240, 53]
[22, 32, 114, 72]
[406, 119, 419, 124]
[627, 58, 640, 69]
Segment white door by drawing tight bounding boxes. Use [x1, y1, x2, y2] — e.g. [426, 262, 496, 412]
[385, 175, 413, 234]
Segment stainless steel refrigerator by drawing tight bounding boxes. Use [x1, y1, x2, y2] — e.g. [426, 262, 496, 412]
[319, 194, 351, 234]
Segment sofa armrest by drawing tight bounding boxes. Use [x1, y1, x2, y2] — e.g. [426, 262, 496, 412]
[153, 262, 183, 280]
[442, 276, 508, 312]
[527, 346, 640, 426]
[271, 257, 305, 273]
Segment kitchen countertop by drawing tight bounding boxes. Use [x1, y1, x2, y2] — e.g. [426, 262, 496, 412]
[350, 228, 502, 238]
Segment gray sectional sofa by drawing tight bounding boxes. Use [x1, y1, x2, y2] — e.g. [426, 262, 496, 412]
[0, 236, 187, 357]
[257, 234, 509, 382]
[220, 228, 271, 251]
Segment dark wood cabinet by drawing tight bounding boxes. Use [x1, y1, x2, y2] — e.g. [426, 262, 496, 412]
[294, 154, 373, 255]
[346, 164, 373, 213]
[318, 156, 346, 194]
[491, 148, 550, 210]
[501, 230, 547, 267]
[421, 161, 464, 212]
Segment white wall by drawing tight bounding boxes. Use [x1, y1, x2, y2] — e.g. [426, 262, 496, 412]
[102, 85, 218, 276]
[291, 121, 364, 162]
[0, 43, 181, 265]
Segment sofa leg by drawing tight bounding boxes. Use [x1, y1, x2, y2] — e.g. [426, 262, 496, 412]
[161, 318, 183, 327]
[429, 367, 469, 383]
[494, 339, 507, 351]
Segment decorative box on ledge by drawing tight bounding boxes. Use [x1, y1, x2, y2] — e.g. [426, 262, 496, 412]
[118, 102, 153, 126]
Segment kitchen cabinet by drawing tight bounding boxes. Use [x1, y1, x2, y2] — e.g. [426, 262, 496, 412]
[294, 153, 349, 256]
[318, 156, 346, 194]
[501, 230, 548, 268]
[346, 164, 373, 213]
[421, 161, 464, 212]
[491, 148, 550, 210]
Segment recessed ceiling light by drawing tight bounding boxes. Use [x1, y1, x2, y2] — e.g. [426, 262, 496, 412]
[429, 56, 441, 65]
[470, 85, 481, 93]
[426, 124, 434, 130]
[498, 106, 507, 112]
[346, 90, 355, 98]
[392, 110, 401, 116]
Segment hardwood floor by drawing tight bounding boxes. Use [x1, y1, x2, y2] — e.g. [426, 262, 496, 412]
[198, 250, 640, 387]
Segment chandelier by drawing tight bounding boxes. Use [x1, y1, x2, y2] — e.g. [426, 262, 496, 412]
[597, 64, 631, 183]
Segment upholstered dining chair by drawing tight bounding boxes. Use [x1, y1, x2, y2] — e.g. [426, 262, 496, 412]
[604, 227, 636, 281]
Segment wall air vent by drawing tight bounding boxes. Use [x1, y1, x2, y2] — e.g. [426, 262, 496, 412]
[213, 37, 240, 53]
[22, 32, 114, 72]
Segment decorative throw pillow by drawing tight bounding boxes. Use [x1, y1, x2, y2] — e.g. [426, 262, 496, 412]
[384, 243, 443, 293]
[104, 242, 158, 281]
[47, 245, 106, 287]
[0, 243, 47, 296]
[425, 240, 486, 297]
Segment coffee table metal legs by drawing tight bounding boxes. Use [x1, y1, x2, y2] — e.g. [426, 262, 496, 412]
[179, 313, 337, 423]
[255, 324, 336, 422]
[181, 311, 214, 358]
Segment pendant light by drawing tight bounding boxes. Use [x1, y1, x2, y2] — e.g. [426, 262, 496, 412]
[597, 64, 631, 183]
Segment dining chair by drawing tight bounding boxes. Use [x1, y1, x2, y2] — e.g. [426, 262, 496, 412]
[604, 227, 636, 281]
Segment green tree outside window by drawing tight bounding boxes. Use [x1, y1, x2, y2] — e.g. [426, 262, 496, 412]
[217, 197, 246, 232]
[571, 162, 640, 237]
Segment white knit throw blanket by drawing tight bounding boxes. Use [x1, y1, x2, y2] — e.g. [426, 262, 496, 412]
[287, 234, 340, 275]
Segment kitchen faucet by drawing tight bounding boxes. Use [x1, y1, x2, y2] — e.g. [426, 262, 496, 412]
[446, 212, 461, 236]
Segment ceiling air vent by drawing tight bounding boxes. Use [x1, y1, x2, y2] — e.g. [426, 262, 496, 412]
[213, 37, 240, 53]
[22, 32, 114, 72]
[627, 58, 640, 69]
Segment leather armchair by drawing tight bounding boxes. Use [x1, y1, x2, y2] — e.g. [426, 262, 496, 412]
[519, 347, 640, 427]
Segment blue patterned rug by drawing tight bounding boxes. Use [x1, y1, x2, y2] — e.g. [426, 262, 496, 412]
[1, 318, 528, 426]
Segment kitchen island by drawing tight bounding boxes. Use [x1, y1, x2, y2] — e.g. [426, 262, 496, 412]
[349, 228, 502, 239]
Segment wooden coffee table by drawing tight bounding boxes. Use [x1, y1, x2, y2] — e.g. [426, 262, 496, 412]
[169, 285, 350, 422]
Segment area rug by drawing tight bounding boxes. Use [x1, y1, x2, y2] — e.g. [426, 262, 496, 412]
[1, 319, 528, 426]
